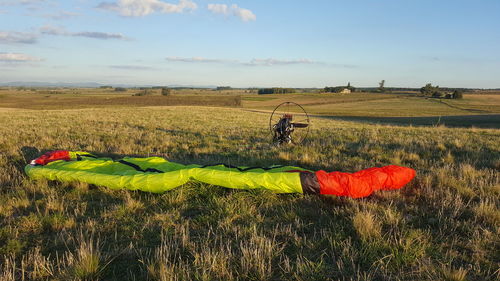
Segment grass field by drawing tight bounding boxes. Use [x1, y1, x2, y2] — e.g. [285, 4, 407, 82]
[0, 90, 499, 280]
[241, 93, 500, 128]
[0, 89, 241, 110]
[1, 89, 499, 127]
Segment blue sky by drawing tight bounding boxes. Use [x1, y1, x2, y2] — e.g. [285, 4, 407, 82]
[0, 0, 499, 88]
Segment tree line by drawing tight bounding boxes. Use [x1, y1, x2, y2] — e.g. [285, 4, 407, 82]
[258, 88, 296, 94]
[420, 83, 463, 99]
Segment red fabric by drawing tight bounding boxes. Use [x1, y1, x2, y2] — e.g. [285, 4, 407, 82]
[34, 150, 70, 166]
[316, 165, 416, 198]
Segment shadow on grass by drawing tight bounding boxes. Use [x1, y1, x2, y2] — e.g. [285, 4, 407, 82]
[317, 114, 500, 129]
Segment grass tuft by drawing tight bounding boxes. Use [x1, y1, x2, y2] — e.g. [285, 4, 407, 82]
[474, 198, 500, 225]
[441, 266, 469, 281]
[353, 210, 381, 241]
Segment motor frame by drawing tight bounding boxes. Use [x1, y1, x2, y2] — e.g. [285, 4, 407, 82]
[269, 102, 310, 145]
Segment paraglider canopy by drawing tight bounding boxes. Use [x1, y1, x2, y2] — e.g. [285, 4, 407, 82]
[25, 150, 416, 198]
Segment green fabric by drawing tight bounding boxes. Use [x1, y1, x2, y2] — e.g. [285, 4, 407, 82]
[25, 153, 306, 194]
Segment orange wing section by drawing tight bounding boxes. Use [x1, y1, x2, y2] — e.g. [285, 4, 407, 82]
[315, 165, 416, 198]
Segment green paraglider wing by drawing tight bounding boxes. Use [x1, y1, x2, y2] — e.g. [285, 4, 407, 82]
[25, 150, 416, 198]
[25, 151, 306, 193]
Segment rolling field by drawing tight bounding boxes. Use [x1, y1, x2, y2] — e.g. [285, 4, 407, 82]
[0, 89, 241, 110]
[2, 88, 499, 127]
[242, 93, 500, 128]
[0, 90, 499, 280]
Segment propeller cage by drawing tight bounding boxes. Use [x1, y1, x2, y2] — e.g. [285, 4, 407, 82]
[269, 102, 310, 145]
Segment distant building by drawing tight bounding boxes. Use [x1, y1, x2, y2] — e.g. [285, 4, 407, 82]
[340, 88, 351, 94]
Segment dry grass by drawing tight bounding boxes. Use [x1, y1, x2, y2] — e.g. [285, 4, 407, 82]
[353, 210, 381, 241]
[0, 90, 241, 109]
[243, 93, 500, 117]
[0, 104, 498, 280]
[441, 266, 469, 281]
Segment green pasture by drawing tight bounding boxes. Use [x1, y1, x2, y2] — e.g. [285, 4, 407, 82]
[0, 105, 498, 280]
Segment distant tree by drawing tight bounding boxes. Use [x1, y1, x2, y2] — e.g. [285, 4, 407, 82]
[420, 83, 433, 96]
[100, 86, 113, 89]
[114, 87, 127, 92]
[161, 87, 172, 96]
[216, 86, 232, 91]
[133, 89, 153, 96]
[324, 86, 342, 93]
[432, 92, 444, 98]
[452, 90, 464, 99]
[378, 80, 385, 92]
[420, 83, 442, 97]
[346, 82, 356, 92]
[258, 88, 296, 94]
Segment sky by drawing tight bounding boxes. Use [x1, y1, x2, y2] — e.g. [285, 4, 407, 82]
[0, 0, 499, 88]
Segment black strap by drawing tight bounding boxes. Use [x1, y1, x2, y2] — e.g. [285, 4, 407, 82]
[76, 153, 98, 161]
[118, 160, 165, 173]
[74, 154, 162, 173]
[82, 156, 288, 174]
[199, 163, 287, 172]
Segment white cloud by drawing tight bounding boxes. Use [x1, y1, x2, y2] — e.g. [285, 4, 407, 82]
[97, 0, 197, 17]
[166, 56, 319, 66]
[44, 10, 80, 20]
[0, 0, 48, 11]
[207, 3, 256, 22]
[40, 25, 129, 40]
[109, 64, 158, 70]
[39, 25, 66, 35]
[249, 58, 315, 66]
[73, 31, 128, 40]
[0, 52, 41, 62]
[0, 0, 45, 5]
[19, 0, 46, 4]
[166, 56, 236, 63]
[0, 31, 37, 44]
[231, 4, 255, 22]
[207, 3, 228, 15]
